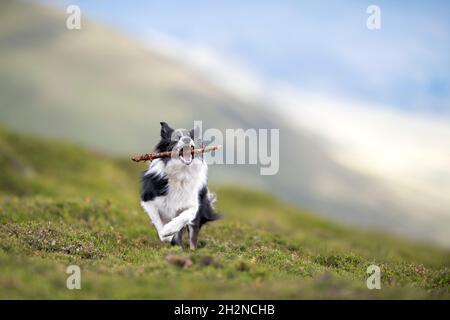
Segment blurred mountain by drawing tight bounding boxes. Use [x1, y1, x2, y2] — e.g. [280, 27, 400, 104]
[0, 0, 447, 246]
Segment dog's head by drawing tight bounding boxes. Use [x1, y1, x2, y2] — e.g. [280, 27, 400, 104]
[156, 122, 198, 165]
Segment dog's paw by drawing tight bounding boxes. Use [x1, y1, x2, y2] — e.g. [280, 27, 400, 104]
[161, 224, 178, 238]
[159, 233, 174, 243]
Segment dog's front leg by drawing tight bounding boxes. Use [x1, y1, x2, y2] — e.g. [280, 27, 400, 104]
[141, 201, 173, 243]
[161, 207, 197, 238]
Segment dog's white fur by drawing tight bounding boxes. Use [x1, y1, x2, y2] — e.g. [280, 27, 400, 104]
[140, 156, 208, 242]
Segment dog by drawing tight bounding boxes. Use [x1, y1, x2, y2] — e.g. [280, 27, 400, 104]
[140, 122, 220, 249]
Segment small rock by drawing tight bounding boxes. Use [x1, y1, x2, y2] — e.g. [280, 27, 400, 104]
[166, 254, 193, 269]
[199, 256, 214, 267]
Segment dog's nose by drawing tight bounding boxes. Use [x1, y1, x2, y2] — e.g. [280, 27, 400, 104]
[182, 137, 191, 144]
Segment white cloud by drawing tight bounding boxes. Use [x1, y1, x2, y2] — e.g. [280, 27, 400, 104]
[140, 30, 267, 103]
[270, 86, 450, 236]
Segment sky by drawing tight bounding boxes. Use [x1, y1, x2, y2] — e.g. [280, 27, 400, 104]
[42, 0, 450, 115]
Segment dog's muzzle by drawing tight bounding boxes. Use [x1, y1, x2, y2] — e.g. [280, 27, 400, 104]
[177, 145, 195, 165]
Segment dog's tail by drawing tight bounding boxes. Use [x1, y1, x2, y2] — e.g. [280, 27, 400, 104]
[207, 191, 222, 220]
[207, 191, 217, 207]
[199, 188, 222, 226]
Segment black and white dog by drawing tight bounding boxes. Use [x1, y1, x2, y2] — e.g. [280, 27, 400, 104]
[140, 122, 220, 249]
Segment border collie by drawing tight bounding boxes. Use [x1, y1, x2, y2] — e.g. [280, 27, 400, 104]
[140, 122, 220, 249]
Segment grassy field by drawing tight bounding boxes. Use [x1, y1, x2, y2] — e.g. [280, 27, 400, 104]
[0, 128, 449, 299]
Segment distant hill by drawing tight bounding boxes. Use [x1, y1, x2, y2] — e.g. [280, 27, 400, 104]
[0, 0, 447, 246]
[0, 127, 449, 299]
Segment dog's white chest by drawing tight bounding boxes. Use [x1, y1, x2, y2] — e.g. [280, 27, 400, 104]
[158, 159, 207, 223]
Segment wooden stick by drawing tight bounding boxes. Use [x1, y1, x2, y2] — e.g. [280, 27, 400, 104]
[131, 145, 221, 162]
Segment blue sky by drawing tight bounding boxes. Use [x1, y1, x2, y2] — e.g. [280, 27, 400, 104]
[43, 0, 450, 114]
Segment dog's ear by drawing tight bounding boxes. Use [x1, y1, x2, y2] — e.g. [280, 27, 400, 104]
[160, 122, 173, 139]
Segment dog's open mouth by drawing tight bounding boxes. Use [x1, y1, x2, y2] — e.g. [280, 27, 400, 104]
[178, 146, 194, 165]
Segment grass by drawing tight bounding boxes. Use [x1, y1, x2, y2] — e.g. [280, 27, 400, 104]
[0, 128, 449, 299]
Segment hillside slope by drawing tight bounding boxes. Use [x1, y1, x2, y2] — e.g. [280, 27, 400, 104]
[0, 0, 435, 245]
[0, 128, 448, 299]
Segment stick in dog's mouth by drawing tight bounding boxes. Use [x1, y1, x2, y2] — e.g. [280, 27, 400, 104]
[178, 145, 195, 165]
[131, 145, 220, 162]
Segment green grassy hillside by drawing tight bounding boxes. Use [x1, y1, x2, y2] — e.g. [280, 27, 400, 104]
[0, 128, 449, 299]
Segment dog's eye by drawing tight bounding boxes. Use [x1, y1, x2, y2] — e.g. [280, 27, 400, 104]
[171, 132, 181, 141]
